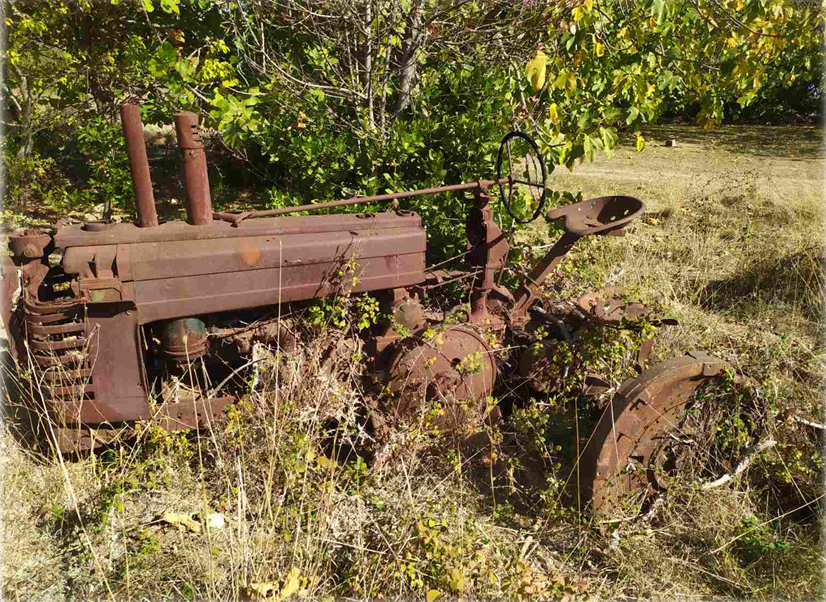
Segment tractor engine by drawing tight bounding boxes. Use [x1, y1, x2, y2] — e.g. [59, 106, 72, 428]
[5, 210, 427, 448]
[2, 107, 427, 450]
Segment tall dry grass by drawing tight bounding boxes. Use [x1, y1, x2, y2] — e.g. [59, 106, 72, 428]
[2, 123, 823, 600]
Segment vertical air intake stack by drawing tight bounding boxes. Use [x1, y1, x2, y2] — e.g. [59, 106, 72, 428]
[120, 104, 159, 228]
[174, 111, 213, 226]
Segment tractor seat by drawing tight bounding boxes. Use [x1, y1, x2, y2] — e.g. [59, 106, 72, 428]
[546, 195, 644, 237]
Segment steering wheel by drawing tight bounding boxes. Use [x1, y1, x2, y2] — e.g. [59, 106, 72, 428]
[496, 131, 548, 224]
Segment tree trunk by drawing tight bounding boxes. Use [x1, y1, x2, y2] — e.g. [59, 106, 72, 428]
[395, 0, 423, 114]
[364, 1, 375, 128]
[13, 71, 34, 158]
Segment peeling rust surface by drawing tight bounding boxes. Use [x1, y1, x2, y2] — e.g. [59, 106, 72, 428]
[174, 111, 213, 226]
[54, 212, 424, 248]
[576, 286, 650, 324]
[121, 104, 158, 228]
[239, 239, 263, 267]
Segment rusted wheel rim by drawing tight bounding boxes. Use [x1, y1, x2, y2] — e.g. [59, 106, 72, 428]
[579, 351, 734, 514]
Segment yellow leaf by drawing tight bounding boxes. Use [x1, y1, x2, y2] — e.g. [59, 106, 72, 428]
[635, 133, 645, 152]
[161, 511, 201, 533]
[554, 70, 569, 90]
[278, 566, 301, 600]
[594, 42, 605, 57]
[248, 582, 277, 599]
[449, 569, 465, 593]
[548, 103, 561, 124]
[585, 0, 593, 8]
[572, 6, 583, 21]
[426, 590, 441, 602]
[525, 50, 547, 93]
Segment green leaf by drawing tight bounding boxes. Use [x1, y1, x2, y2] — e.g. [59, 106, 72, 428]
[147, 58, 165, 77]
[603, 106, 622, 125]
[160, 0, 179, 14]
[554, 70, 569, 90]
[652, 0, 666, 25]
[449, 569, 465, 592]
[583, 134, 596, 163]
[159, 41, 177, 64]
[599, 126, 619, 149]
[600, 126, 618, 158]
[142, 0, 154, 12]
[175, 59, 194, 79]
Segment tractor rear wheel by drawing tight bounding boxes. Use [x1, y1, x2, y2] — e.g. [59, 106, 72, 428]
[579, 351, 749, 514]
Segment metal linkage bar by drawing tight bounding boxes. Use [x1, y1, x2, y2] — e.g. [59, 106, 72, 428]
[213, 178, 511, 225]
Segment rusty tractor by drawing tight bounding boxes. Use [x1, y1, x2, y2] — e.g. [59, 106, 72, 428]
[1, 105, 740, 514]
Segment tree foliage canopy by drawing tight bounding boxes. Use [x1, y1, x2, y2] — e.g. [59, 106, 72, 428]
[2, 0, 822, 243]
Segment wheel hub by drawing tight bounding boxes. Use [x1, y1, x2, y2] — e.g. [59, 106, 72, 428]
[385, 326, 497, 431]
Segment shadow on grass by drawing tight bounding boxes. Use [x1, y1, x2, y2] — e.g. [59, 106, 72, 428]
[699, 246, 825, 324]
[1, 344, 52, 455]
[638, 124, 823, 160]
[462, 402, 598, 526]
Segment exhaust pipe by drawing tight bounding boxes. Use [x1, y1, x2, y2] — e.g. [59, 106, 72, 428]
[174, 112, 213, 226]
[120, 104, 159, 228]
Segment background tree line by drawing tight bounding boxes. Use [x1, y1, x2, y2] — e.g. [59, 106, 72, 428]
[1, 0, 822, 252]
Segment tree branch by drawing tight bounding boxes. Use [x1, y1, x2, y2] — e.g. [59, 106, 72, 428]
[701, 439, 777, 490]
[794, 416, 825, 431]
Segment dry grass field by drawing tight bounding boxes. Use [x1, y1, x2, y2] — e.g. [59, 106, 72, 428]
[2, 123, 823, 601]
